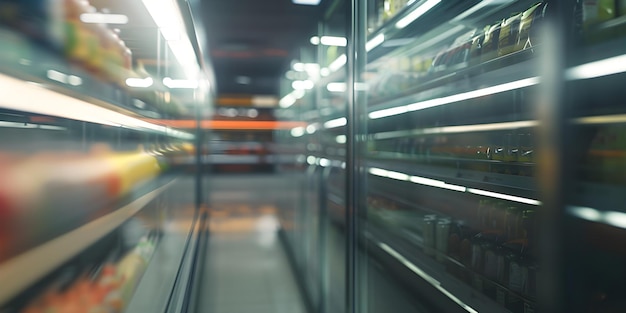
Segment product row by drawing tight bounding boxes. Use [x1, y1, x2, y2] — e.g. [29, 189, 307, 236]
[366, 195, 538, 313]
[0, 142, 193, 262]
[17, 232, 157, 313]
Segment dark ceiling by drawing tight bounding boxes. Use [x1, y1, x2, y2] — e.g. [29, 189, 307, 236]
[199, 0, 325, 96]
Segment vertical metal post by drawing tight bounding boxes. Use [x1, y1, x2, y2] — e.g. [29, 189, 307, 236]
[536, 3, 574, 312]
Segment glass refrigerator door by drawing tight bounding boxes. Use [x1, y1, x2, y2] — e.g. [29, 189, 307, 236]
[563, 0, 626, 311]
[356, 0, 547, 312]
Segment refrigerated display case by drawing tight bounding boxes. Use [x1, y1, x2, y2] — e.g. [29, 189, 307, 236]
[277, 0, 626, 312]
[0, 0, 212, 312]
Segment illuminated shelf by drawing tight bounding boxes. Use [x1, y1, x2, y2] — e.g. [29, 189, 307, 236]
[0, 179, 177, 305]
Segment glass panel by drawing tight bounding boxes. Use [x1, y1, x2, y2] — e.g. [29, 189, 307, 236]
[357, 0, 546, 312]
[564, 0, 626, 311]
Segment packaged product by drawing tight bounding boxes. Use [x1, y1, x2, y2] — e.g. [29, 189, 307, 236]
[481, 20, 503, 62]
[517, 2, 545, 51]
[498, 12, 523, 57]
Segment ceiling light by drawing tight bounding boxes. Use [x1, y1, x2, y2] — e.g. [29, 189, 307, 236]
[366, 34, 385, 51]
[279, 94, 297, 108]
[80, 13, 129, 24]
[292, 80, 314, 90]
[328, 54, 347, 72]
[327, 82, 347, 92]
[396, 0, 441, 29]
[320, 68, 330, 76]
[163, 77, 198, 89]
[291, 127, 305, 137]
[292, 0, 321, 5]
[320, 36, 347, 46]
[126, 77, 153, 88]
[323, 117, 347, 129]
[310, 36, 320, 45]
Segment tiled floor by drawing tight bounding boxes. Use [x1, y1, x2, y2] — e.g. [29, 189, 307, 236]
[196, 174, 306, 313]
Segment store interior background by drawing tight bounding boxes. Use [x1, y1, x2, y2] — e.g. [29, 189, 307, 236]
[2, 0, 626, 313]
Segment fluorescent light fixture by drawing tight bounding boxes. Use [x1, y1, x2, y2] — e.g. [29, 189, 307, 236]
[566, 54, 626, 80]
[251, 96, 278, 107]
[336, 135, 347, 144]
[307, 156, 317, 165]
[396, 0, 441, 29]
[415, 120, 539, 135]
[293, 0, 321, 5]
[80, 13, 129, 24]
[366, 34, 385, 51]
[387, 171, 410, 181]
[279, 94, 296, 108]
[320, 68, 330, 76]
[369, 167, 390, 177]
[568, 206, 626, 230]
[327, 82, 347, 92]
[290, 127, 305, 137]
[0, 73, 193, 139]
[293, 62, 320, 72]
[369, 105, 409, 119]
[378, 243, 478, 313]
[163, 77, 198, 89]
[321, 36, 347, 47]
[467, 188, 541, 205]
[574, 114, 626, 125]
[329, 54, 347, 72]
[292, 80, 314, 90]
[126, 77, 153, 88]
[142, 0, 199, 78]
[323, 117, 347, 129]
[306, 124, 318, 134]
[319, 158, 331, 167]
[369, 77, 539, 119]
[310, 36, 320, 45]
[568, 206, 603, 222]
[67, 75, 82, 86]
[410, 176, 467, 192]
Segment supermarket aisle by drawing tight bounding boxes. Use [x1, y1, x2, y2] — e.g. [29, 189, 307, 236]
[196, 174, 307, 313]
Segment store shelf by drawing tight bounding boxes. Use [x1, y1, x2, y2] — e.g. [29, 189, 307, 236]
[0, 178, 178, 305]
[365, 157, 539, 202]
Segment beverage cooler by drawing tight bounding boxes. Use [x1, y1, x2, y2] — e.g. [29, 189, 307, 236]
[0, 0, 213, 312]
[276, 0, 626, 312]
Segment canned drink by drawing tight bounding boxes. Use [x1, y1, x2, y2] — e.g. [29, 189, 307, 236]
[423, 215, 436, 256]
[436, 218, 451, 262]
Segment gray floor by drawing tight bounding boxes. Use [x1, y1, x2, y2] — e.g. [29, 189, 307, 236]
[197, 174, 307, 313]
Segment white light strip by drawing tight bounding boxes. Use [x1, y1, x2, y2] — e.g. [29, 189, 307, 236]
[467, 188, 541, 205]
[290, 127, 305, 137]
[307, 156, 317, 165]
[319, 158, 331, 167]
[336, 135, 347, 144]
[320, 36, 348, 47]
[396, 0, 442, 29]
[329, 54, 347, 72]
[369, 77, 539, 119]
[327, 82, 347, 93]
[378, 243, 479, 313]
[387, 171, 410, 181]
[421, 120, 539, 135]
[80, 13, 128, 24]
[292, 80, 314, 90]
[0, 73, 193, 140]
[573, 114, 626, 125]
[450, 0, 514, 22]
[410, 176, 467, 192]
[565, 54, 626, 80]
[369, 167, 390, 177]
[366, 34, 385, 52]
[568, 206, 626, 230]
[126, 77, 153, 88]
[47, 70, 83, 86]
[368, 165, 541, 205]
[324, 117, 347, 129]
[163, 77, 198, 89]
[279, 94, 297, 108]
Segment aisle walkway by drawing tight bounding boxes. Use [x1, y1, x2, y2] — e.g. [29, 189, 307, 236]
[196, 174, 306, 313]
